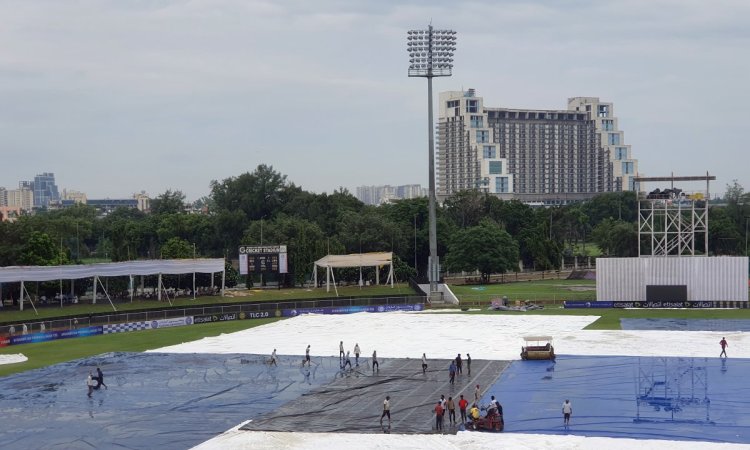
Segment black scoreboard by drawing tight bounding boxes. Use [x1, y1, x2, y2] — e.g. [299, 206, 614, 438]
[238, 245, 288, 275]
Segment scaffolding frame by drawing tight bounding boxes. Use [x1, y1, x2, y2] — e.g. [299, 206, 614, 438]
[635, 173, 715, 256]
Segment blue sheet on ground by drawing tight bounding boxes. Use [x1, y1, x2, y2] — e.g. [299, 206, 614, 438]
[622, 318, 750, 332]
[486, 355, 750, 444]
[0, 352, 343, 450]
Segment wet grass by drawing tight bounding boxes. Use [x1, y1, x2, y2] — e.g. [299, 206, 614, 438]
[0, 318, 282, 377]
[431, 306, 750, 330]
[450, 279, 596, 303]
[0, 284, 417, 323]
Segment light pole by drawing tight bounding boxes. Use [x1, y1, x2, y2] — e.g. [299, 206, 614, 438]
[745, 217, 749, 256]
[407, 25, 456, 297]
[414, 214, 418, 276]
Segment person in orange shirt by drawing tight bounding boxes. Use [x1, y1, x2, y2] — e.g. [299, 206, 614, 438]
[434, 401, 444, 431]
[458, 394, 469, 423]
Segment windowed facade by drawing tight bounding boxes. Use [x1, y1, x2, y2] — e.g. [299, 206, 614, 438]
[438, 91, 636, 200]
[495, 176, 509, 193]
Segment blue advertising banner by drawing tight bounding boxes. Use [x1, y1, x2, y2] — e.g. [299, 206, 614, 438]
[563, 301, 613, 309]
[8, 326, 103, 346]
[281, 303, 424, 317]
[566, 300, 736, 309]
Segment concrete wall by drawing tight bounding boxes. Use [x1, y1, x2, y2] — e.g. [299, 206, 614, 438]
[597, 256, 748, 302]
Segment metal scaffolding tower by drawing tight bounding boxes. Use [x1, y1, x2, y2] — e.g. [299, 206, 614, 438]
[635, 173, 715, 256]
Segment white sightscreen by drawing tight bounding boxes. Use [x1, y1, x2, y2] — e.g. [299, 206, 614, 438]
[596, 256, 748, 302]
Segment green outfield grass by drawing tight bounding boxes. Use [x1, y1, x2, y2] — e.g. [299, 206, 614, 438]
[0, 317, 282, 377]
[450, 279, 596, 303]
[432, 305, 750, 330]
[0, 284, 417, 323]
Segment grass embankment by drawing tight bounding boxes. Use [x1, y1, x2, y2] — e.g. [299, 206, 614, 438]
[444, 305, 750, 330]
[451, 279, 596, 303]
[0, 318, 281, 377]
[1, 284, 417, 323]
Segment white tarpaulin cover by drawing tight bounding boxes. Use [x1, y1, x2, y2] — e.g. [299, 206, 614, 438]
[314, 252, 392, 268]
[0, 258, 225, 283]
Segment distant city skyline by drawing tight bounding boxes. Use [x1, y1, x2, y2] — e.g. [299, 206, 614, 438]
[1, 1, 748, 200]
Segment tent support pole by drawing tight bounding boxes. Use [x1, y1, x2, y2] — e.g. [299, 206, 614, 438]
[19, 281, 24, 311]
[157, 274, 162, 302]
[326, 266, 330, 293]
[221, 267, 226, 297]
[96, 277, 117, 312]
[313, 264, 317, 288]
[130, 275, 134, 303]
[20, 282, 38, 315]
[376, 266, 380, 285]
[93, 276, 98, 304]
[161, 284, 173, 307]
[330, 267, 339, 297]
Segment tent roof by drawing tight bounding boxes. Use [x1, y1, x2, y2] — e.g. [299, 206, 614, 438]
[0, 258, 225, 283]
[523, 336, 553, 342]
[314, 252, 392, 268]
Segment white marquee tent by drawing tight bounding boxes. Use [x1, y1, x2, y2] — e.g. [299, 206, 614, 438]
[0, 258, 226, 313]
[313, 252, 394, 295]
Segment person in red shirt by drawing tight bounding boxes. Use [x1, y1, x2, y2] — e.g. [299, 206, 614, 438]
[720, 337, 728, 358]
[434, 401, 444, 431]
[458, 394, 469, 423]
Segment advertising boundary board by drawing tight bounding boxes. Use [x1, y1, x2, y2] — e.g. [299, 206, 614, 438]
[103, 321, 151, 334]
[2, 304, 424, 347]
[1, 326, 103, 347]
[281, 303, 423, 317]
[564, 300, 749, 309]
[194, 311, 273, 323]
[150, 316, 193, 329]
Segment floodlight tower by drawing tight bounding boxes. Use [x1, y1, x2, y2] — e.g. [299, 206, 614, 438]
[407, 25, 456, 297]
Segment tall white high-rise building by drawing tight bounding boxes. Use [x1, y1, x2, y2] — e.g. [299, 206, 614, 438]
[437, 89, 638, 203]
[567, 97, 639, 191]
[356, 185, 427, 205]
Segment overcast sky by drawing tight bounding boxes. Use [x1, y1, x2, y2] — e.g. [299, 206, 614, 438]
[1, 0, 748, 201]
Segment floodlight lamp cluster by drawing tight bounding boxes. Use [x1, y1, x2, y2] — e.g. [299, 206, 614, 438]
[407, 28, 456, 77]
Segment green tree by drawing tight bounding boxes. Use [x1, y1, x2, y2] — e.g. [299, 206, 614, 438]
[582, 191, 637, 226]
[151, 190, 186, 215]
[708, 207, 742, 255]
[210, 164, 295, 220]
[19, 231, 68, 266]
[445, 220, 519, 282]
[160, 237, 194, 259]
[591, 218, 637, 257]
[444, 190, 486, 229]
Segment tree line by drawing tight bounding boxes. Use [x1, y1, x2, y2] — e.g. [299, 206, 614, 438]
[1, 165, 747, 288]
